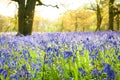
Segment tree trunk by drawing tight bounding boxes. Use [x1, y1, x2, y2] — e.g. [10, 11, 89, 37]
[116, 10, 119, 30]
[74, 16, 78, 32]
[117, 14, 119, 30]
[61, 20, 64, 32]
[95, 4, 102, 31]
[18, 0, 25, 35]
[17, 0, 36, 36]
[108, 0, 115, 31]
[23, 0, 36, 35]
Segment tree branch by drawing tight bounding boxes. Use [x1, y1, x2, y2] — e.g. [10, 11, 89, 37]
[11, 0, 19, 2]
[87, 2, 97, 11]
[36, 0, 59, 8]
[36, 0, 43, 5]
[43, 4, 59, 8]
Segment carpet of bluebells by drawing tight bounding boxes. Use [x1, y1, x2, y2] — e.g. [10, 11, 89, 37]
[0, 31, 120, 80]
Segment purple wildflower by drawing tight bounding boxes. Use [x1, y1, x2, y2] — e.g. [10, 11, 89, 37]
[0, 68, 8, 79]
[78, 68, 86, 76]
[63, 51, 73, 59]
[118, 55, 120, 60]
[91, 68, 100, 78]
[101, 63, 115, 80]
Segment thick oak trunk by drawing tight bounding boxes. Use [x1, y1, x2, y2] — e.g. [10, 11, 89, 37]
[18, 0, 25, 35]
[17, 0, 36, 36]
[23, 0, 36, 35]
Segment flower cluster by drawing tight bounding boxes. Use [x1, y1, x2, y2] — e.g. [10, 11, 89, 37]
[0, 31, 120, 79]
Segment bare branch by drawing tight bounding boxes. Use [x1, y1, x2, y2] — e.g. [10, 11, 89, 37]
[43, 4, 59, 8]
[36, 0, 59, 8]
[11, 0, 19, 2]
[89, 3, 97, 11]
[36, 0, 43, 5]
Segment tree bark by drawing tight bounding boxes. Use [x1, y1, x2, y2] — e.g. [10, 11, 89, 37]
[17, 0, 36, 36]
[117, 14, 119, 30]
[108, 0, 115, 31]
[95, 4, 102, 31]
[74, 16, 78, 32]
[18, 0, 25, 35]
[116, 9, 120, 30]
[23, 0, 36, 35]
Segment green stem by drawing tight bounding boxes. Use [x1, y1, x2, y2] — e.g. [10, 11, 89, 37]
[42, 54, 46, 80]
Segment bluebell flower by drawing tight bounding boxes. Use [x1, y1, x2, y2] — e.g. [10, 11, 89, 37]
[63, 51, 73, 59]
[91, 68, 100, 78]
[89, 52, 98, 61]
[0, 68, 8, 79]
[33, 71, 37, 78]
[20, 65, 30, 79]
[0, 68, 4, 73]
[22, 64, 27, 71]
[11, 60, 17, 66]
[29, 62, 36, 70]
[12, 41, 18, 47]
[10, 74, 18, 80]
[70, 77, 74, 80]
[78, 68, 86, 76]
[107, 69, 115, 80]
[57, 66, 64, 73]
[44, 58, 54, 64]
[27, 73, 32, 78]
[36, 68, 40, 72]
[113, 41, 117, 45]
[86, 38, 89, 41]
[36, 58, 40, 62]
[99, 44, 104, 51]
[47, 47, 52, 52]
[22, 49, 30, 60]
[0, 58, 5, 65]
[33, 67, 40, 78]
[89, 45, 95, 53]
[118, 55, 120, 60]
[2, 70, 8, 79]
[102, 63, 111, 73]
[101, 63, 115, 80]
[108, 35, 114, 39]
[53, 48, 59, 56]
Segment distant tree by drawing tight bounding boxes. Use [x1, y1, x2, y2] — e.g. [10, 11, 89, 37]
[0, 15, 10, 32]
[60, 19, 64, 32]
[0, 15, 5, 32]
[113, 2, 120, 30]
[96, 3, 102, 31]
[108, 0, 115, 30]
[89, 0, 107, 31]
[114, 7, 120, 30]
[59, 10, 94, 32]
[11, 0, 58, 36]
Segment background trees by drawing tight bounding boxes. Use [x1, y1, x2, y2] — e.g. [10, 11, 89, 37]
[89, 0, 107, 31]
[0, 0, 119, 33]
